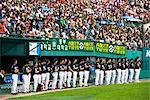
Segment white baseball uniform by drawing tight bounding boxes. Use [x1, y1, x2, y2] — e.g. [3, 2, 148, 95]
[11, 65, 19, 94]
[72, 64, 78, 88]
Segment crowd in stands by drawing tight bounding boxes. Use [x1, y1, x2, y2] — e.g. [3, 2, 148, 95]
[0, 0, 149, 49]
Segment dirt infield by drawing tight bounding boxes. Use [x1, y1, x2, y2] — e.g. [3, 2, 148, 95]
[1, 80, 150, 100]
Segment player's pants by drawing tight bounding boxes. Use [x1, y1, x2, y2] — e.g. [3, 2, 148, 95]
[33, 74, 41, 92]
[111, 70, 116, 84]
[28, 74, 31, 92]
[11, 74, 18, 93]
[100, 70, 104, 85]
[79, 71, 84, 87]
[52, 72, 58, 89]
[84, 70, 89, 86]
[135, 68, 141, 82]
[67, 71, 72, 87]
[105, 70, 111, 85]
[22, 74, 30, 93]
[64, 71, 67, 86]
[42, 73, 46, 82]
[95, 69, 100, 85]
[124, 69, 129, 83]
[129, 69, 134, 82]
[121, 70, 126, 83]
[116, 69, 121, 84]
[73, 71, 78, 87]
[59, 71, 65, 89]
[95, 69, 104, 85]
[45, 72, 50, 90]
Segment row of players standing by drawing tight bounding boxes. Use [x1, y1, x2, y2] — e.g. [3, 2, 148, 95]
[95, 57, 141, 86]
[11, 57, 141, 94]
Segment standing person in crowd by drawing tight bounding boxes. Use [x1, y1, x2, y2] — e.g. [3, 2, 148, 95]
[121, 58, 126, 84]
[129, 59, 135, 82]
[105, 59, 112, 85]
[116, 59, 122, 84]
[67, 59, 73, 88]
[11, 59, 19, 95]
[124, 58, 129, 83]
[111, 58, 117, 84]
[51, 58, 59, 90]
[22, 62, 32, 93]
[95, 58, 101, 86]
[84, 58, 90, 87]
[59, 58, 65, 89]
[134, 57, 141, 82]
[79, 59, 85, 87]
[33, 62, 42, 92]
[41, 60, 47, 91]
[100, 58, 105, 85]
[45, 60, 51, 90]
[72, 58, 79, 88]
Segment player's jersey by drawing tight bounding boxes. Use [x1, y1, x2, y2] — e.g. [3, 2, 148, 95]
[130, 62, 135, 69]
[101, 63, 105, 70]
[52, 65, 59, 72]
[11, 65, 19, 74]
[64, 65, 68, 71]
[59, 64, 65, 71]
[41, 64, 47, 73]
[112, 63, 117, 70]
[46, 64, 51, 72]
[106, 63, 112, 70]
[67, 65, 72, 71]
[79, 63, 85, 71]
[121, 62, 126, 70]
[135, 61, 141, 69]
[96, 62, 100, 69]
[22, 66, 31, 75]
[72, 64, 79, 71]
[84, 63, 89, 71]
[33, 66, 41, 74]
[125, 62, 129, 69]
[117, 62, 121, 69]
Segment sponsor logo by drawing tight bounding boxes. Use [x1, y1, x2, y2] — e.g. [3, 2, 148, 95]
[146, 50, 150, 57]
[109, 45, 114, 53]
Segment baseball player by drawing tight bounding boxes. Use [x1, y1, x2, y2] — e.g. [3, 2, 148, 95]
[51, 58, 59, 90]
[124, 58, 129, 83]
[45, 60, 51, 90]
[95, 58, 101, 86]
[121, 58, 126, 84]
[79, 59, 85, 87]
[129, 59, 135, 82]
[11, 59, 19, 95]
[100, 58, 105, 85]
[84, 58, 90, 87]
[59, 58, 65, 89]
[22, 62, 32, 93]
[41, 60, 47, 90]
[63, 58, 68, 88]
[105, 59, 112, 85]
[116, 59, 122, 84]
[134, 57, 141, 82]
[111, 58, 117, 84]
[72, 58, 79, 88]
[33, 62, 42, 92]
[67, 59, 73, 88]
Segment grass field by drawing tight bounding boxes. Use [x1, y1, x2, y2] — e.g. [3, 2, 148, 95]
[9, 82, 150, 100]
